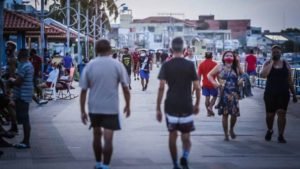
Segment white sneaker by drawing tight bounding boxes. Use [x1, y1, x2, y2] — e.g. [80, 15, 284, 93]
[38, 99, 48, 105]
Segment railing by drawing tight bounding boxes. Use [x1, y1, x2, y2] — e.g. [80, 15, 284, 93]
[255, 65, 300, 95]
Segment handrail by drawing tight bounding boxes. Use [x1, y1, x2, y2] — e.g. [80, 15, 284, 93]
[254, 65, 300, 96]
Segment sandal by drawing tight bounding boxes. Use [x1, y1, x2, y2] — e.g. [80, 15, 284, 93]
[207, 107, 215, 117]
[230, 130, 236, 139]
[14, 143, 30, 149]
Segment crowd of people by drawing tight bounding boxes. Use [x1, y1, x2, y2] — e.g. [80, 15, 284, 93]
[78, 38, 297, 169]
[0, 42, 77, 156]
[1, 37, 298, 169]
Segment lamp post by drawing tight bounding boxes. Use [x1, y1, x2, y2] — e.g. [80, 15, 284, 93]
[77, 0, 81, 64]
[66, 0, 70, 54]
[40, 0, 45, 75]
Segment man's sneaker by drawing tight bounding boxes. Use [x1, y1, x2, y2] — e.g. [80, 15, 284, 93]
[180, 157, 189, 169]
[38, 99, 48, 105]
[265, 130, 273, 141]
[278, 135, 287, 143]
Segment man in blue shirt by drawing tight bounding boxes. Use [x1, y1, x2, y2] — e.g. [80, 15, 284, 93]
[8, 49, 34, 149]
[63, 52, 73, 71]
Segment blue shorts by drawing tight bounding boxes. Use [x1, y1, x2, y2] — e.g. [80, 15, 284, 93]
[140, 70, 149, 79]
[202, 87, 218, 97]
[247, 70, 257, 76]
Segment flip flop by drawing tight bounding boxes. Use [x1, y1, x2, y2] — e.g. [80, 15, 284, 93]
[207, 107, 215, 116]
[14, 143, 30, 149]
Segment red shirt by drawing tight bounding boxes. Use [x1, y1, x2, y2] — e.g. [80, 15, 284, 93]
[132, 52, 139, 64]
[198, 59, 217, 88]
[245, 54, 257, 72]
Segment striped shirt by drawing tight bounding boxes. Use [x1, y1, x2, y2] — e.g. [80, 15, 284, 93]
[14, 61, 34, 103]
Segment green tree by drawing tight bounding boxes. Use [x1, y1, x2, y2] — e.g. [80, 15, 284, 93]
[281, 28, 300, 34]
[48, 0, 119, 34]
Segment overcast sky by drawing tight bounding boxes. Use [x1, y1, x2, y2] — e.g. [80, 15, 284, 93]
[119, 0, 300, 31]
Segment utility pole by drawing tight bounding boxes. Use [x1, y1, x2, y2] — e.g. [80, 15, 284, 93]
[86, 9, 89, 59]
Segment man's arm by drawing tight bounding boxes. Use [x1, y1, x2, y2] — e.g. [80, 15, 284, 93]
[80, 89, 88, 125]
[156, 80, 165, 122]
[122, 86, 131, 118]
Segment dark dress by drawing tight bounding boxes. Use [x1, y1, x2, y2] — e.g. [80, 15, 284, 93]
[264, 61, 290, 113]
[217, 66, 240, 116]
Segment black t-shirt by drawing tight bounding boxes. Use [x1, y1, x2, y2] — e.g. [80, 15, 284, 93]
[158, 57, 198, 116]
[121, 54, 132, 70]
[161, 53, 168, 62]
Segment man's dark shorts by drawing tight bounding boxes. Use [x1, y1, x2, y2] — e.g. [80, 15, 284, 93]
[15, 99, 30, 124]
[165, 113, 195, 133]
[247, 70, 257, 76]
[202, 87, 218, 97]
[89, 114, 121, 130]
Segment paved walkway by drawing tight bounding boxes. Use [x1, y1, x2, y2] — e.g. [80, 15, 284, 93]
[1, 66, 300, 169]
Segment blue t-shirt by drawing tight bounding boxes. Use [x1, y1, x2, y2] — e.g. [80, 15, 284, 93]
[14, 61, 34, 103]
[139, 55, 151, 72]
[63, 55, 73, 69]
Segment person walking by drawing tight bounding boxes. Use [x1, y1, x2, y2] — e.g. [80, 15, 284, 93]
[207, 51, 243, 141]
[156, 37, 200, 169]
[80, 39, 131, 169]
[132, 48, 140, 80]
[8, 49, 34, 149]
[260, 45, 298, 143]
[137, 50, 152, 91]
[245, 49, 257, 87]
[198, 52, 218, 116]
[121, 47, 133, 89]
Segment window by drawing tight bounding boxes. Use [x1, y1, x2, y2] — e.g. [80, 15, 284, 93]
[148, 26, 155, 32]
[154, 34, 162, 43]
[175, 26, 183, 32]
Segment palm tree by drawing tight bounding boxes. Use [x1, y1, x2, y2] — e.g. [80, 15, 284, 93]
[0, 0, 4, 67]
[48, 0, 119, 33]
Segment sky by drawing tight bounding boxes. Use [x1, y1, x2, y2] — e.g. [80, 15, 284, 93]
[118, 0, 300, 31]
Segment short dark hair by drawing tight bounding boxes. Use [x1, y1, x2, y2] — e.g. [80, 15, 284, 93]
[249, 49, 254, 54]
[96, 39, 111, 55]
[30, 49, 37, 55]
[18, 48, 29, 58]
[171, 37, 184, 53]
[205, 52, 213, 59]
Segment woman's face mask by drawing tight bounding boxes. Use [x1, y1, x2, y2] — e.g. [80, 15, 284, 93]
[223, 54, 234, 64]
